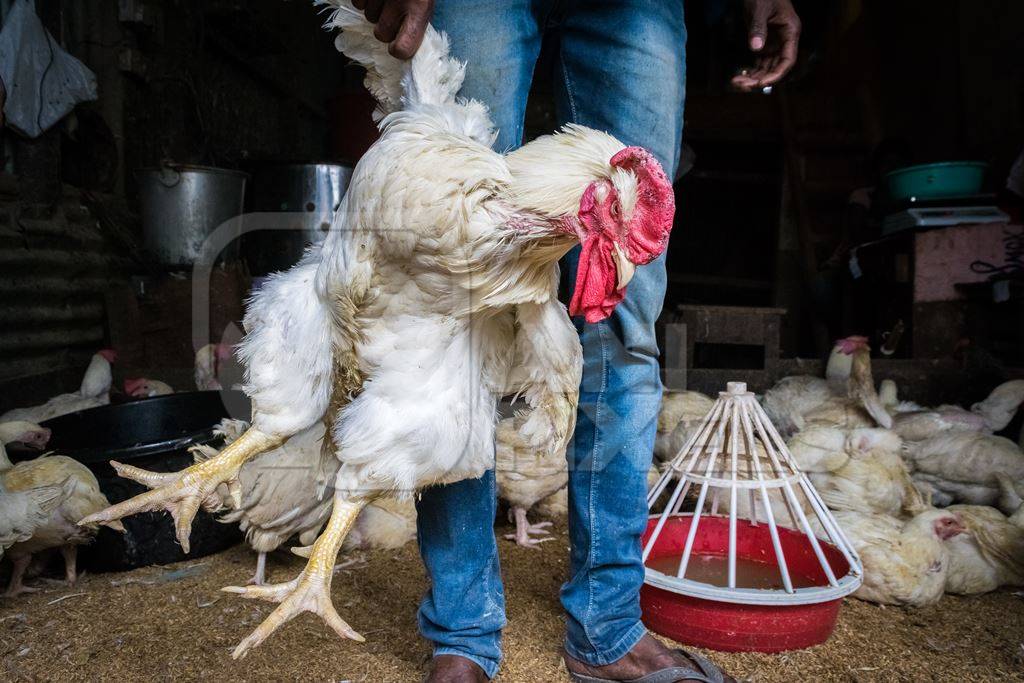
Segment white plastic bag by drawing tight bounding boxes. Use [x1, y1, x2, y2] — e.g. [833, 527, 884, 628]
[0, 0, 98, 138]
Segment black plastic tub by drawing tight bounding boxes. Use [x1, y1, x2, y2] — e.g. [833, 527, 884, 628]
[11, 391, 251, 571]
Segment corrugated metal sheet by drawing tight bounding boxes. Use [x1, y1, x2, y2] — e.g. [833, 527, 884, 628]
[0, 185, 130, 405]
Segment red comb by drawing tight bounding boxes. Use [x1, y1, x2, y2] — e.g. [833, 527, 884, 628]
[124, 378, 147, 396]
[610, 146, 675, 265]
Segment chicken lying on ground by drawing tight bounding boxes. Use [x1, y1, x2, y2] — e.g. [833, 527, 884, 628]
[654, 389, 715, 463]
[789, 426, 924, 517]
[831, 508, 965, 607]
[0, 453, 69, 562]
[495, 416, 567, 548]
[124, 378, 174, 398]
[0, 421, 121, 595]
[903, 431, 1024, 507]
[941, 501, 1024, 595]
[889, 407, 987, 443]
[1, 350, 115, 423]
[81, 1, 675, 658]
[191, 419, 338, 585]
[762, 336, 891, 437]
[880, 378, 1006, 443]
[971, 379, 1024, 433]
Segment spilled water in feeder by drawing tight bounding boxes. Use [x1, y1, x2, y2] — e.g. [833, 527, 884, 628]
[646, 553, 821, 590]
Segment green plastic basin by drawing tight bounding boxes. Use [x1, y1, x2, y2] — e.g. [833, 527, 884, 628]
[884, 161, 987, 202]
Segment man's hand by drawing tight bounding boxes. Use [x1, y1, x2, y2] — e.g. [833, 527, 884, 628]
[352, 0, 435, 60]
[731, 0, 801, 91]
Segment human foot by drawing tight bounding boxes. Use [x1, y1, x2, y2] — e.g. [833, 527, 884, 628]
[563, 633, 735, 682]
[423, 654, 488, 682]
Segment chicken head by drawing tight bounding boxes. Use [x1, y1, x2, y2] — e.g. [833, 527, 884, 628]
[932, 512, 966, 541]
[568, 146, 674, 323]
[0, 421, 51, 450]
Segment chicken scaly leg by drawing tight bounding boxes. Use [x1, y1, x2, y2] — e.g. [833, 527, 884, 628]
[504, 506, 554, 549]
[223, 492, 367, 659]
[79, 428, 283, 552]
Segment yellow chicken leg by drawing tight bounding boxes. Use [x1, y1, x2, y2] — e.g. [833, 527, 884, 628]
[78, 428, 283, 552]
[223, 494, 367, 659]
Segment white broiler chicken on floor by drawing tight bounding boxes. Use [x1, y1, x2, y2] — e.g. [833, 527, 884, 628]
[789, 426, 924, 517]
[832, 508, 965, 607]
[971, 379, 1024, 433]
[889, 407, 987, 443]
[495, 416, 567, 548]
[654, 389, 714, 463]
[81, 1, 676, 659]
[903, 431, 1024, 507]
[0, 421, 121, 595]
[762, 336, 891, 437]
[941, 502, 1024, 595]
[191, 419, 339, 585]
[1, 350, 115, 423]
[0, 453, 70, 562]
[880, 378, 993, 443]
[124, 378, 174, 398]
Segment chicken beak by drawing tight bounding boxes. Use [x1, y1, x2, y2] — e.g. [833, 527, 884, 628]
[612, 242, 636, 291]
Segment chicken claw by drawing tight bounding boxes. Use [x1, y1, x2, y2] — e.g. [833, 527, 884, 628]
[78, 428, 282, 553]
[504, 506, 555, 549]
[223, 497, 366, 658]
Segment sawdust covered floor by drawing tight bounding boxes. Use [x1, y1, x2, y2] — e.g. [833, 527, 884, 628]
[2, 521, 1023, 682]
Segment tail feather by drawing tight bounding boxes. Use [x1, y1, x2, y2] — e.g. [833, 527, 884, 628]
[319, 0, 465, 116]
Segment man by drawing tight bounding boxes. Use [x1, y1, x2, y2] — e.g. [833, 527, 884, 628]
[350, 1, 801, 681]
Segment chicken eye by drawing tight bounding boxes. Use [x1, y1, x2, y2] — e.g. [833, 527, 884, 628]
[610, 200, 620, 218]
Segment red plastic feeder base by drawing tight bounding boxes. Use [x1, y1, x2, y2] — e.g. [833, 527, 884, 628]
[640, 515, 850, 653]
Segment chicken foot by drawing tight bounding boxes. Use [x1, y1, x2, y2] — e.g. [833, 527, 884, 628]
[79, 428, 284, 552]
[223, 494, 367, 659]
[504, 506, 554, 549]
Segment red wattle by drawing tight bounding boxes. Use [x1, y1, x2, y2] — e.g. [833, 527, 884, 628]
[569, 236, 624, 323]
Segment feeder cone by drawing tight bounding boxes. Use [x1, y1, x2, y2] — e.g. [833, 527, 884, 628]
[642, 382, 863, 653]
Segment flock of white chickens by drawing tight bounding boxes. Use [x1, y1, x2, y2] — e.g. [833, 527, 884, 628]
[657, 336, 1024, 608]
[3, 337, 1022, 613]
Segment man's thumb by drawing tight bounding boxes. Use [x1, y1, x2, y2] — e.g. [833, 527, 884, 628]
[748, 3, 769, 51]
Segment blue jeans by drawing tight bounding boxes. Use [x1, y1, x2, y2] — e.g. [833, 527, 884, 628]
[416, 1, 686, 677]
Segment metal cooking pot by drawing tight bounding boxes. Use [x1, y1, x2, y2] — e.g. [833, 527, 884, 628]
[242, 163, 353, 275]
[137, 164, 248, 266]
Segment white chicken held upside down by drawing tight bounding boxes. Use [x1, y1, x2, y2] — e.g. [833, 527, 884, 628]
[80, 1, 676, 659]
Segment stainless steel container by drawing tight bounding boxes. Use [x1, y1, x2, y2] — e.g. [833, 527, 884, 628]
[242, 163, 353, 275]
[137, 164, 248, 267]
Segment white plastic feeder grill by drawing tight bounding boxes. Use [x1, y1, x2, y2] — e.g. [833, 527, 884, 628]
[640, 382, 863, 652]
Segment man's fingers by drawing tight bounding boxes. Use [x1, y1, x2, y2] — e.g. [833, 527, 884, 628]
[757, 31, 799, 86]
[373, 4, 402, 44]
[363, 0, 386, 23]
[389, 1, 432, 60]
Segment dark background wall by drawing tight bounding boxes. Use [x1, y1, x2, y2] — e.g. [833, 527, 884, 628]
[1, 0, 1022, 408]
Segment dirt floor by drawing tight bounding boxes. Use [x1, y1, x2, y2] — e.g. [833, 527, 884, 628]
[2, 518, 1023, 682]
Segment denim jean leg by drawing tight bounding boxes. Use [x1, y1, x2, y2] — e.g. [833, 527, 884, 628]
[416, 2, 544, 677]
[416, 471, 506, 679]
[554, 0, 686, 666]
